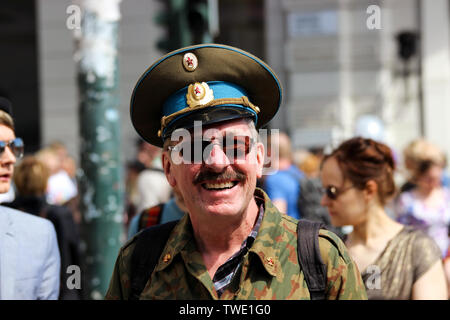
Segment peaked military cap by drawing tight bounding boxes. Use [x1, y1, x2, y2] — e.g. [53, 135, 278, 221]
[130, 43, 283, 147]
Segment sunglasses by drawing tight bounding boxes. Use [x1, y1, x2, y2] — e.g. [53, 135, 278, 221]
[168, 135, 254, 163]
[0, 138, 24, 159]
[321, 185, 355, 200]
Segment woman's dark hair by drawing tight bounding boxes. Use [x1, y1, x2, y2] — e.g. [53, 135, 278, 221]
[322, 137, 397, 205]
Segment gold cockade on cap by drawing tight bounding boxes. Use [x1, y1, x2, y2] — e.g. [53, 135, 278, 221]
[186, 82, 214, 108]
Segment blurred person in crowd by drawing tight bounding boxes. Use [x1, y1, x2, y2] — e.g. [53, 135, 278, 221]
[0, 99, 60, 299]
[296, 152, 345, 239]
[123, 138, 168, 227]
[263, 132, 304, 219]
[320, 137, 447, 299]
[124, 159, 146, 228]
[36, 147, 78, 206]
[134, 141, 172, 214]
[298, 151, 320, 178]
[62, 154, 78, 184]
[127, 187, 187, 239]
[136, 138, 161, 169]
[60, 153, 82, 224]
[395, 158, 450, 259]
[3, 155, 82, 300]
[48, 141, 79, 187]
[36, 147, 80, 225]
[48, 141, 69, 167]
[401, 138, 447, 192]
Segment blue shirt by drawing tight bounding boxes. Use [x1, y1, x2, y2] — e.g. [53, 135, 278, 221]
[264, 164, 304, 219]
[159, 197, 185, 224]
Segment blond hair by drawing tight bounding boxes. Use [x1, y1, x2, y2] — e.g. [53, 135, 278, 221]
[299, 153, 321, 178]
[13, 155, 50, 196]
[403, 139, 445, 177]
[0, 110, 14, 131]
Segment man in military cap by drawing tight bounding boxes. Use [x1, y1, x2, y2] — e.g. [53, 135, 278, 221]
[106, 44, 367, 300]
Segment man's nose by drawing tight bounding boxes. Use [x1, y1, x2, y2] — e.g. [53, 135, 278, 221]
[1, 146, 16, 166]
[320, 193, 329, 207]
[203, 143, 230, 171]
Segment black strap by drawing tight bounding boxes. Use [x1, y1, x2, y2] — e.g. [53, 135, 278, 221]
[297, 219, 327, 300]
[129, 220, 178, 300]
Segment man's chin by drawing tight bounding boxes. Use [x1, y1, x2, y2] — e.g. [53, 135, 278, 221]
[0, 184, 10, 195]
[199, 202, 244, 219]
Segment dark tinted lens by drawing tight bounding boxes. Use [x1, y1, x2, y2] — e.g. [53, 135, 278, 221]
[11, 138, 24, 158]
[0, 138, 24, 158]
[224, 136, 251, 160]
[178, 136, 253, 163]
[326, 186, 338, 200]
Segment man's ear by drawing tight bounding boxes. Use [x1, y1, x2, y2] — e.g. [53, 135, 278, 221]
[162, 151, 177, 187]
[255, 141, 265, 179]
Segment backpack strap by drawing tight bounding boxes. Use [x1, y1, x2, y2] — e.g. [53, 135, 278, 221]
[129, 220, 178, 300]
[297, 219, 327, 300]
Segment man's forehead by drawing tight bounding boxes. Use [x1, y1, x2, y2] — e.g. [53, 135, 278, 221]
[170, 119, 252, 140]
[198, 119, 252, 136]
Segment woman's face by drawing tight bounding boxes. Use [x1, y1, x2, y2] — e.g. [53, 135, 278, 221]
[320, 156, 368, 227]
[416, 164, 443, 194]
[0, 124, 17, 194]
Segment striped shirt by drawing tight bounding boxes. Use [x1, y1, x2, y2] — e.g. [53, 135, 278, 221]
[212, 198, 265, 297]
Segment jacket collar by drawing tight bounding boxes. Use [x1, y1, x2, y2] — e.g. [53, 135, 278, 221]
[248, 188, 283, 277]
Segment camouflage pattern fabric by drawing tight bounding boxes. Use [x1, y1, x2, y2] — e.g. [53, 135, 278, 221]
[105, 188, 367, 300]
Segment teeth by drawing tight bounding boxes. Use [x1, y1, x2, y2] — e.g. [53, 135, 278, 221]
[204, 182, 235, 190]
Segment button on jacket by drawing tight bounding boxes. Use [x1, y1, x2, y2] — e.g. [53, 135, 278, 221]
[106, 189, 367, 300]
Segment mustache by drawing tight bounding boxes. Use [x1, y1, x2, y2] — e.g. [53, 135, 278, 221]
[193, 169, 246, 185]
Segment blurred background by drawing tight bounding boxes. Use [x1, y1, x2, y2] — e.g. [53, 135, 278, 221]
[2, 0, 449, 163]
[1, 0, 449, 299]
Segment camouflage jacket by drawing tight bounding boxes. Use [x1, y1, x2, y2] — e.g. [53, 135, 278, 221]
[105, 188, 367, 300]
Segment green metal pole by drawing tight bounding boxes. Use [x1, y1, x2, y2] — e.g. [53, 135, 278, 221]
[74, 0, 124, 300]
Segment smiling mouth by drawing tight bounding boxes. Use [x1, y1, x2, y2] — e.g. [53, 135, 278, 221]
[201, 181, 239, 191]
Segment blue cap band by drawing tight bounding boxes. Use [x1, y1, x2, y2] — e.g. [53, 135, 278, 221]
[161, 81, 259, 136]
[163, 81, 250, 116]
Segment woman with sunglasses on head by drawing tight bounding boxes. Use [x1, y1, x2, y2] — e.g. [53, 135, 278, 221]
[320, 137, 447, 300]
[0, 100, 60, 299]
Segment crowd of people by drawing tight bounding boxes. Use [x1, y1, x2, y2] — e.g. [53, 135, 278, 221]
[1, 43, 450, 301]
